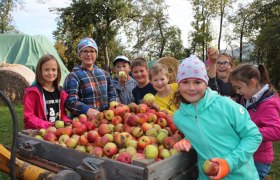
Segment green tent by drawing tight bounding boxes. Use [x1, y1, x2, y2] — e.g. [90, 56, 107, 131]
[0, 34, 69, 85]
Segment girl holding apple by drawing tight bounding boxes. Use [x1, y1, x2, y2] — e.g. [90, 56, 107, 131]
[172, 55, 262, 180]
[23, 54, 71, 129]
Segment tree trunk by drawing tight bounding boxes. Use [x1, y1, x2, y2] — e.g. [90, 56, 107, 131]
[239, 18, 246, 62]
[218, 0, 224, 50]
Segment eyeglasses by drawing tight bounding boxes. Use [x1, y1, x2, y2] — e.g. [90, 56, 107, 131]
[81, 50, 96, 54]
[216, 61, 230, 67]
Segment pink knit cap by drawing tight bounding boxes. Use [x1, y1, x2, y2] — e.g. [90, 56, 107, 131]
[176, 55, 209, 84]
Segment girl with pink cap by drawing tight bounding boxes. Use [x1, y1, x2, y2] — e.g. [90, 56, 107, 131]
[172, 55, 262, 180]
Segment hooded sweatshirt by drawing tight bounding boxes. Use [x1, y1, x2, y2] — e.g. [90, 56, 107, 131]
[23, 84, 71, 129]
[174, 88, 262, 180]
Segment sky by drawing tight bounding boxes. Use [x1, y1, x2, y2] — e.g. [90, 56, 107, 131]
[12, 0, 194, 47]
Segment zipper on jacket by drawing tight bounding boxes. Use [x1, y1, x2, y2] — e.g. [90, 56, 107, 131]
[195, 107, 215, 158]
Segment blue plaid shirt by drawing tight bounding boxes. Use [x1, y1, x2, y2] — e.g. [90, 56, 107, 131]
[64, 65, 116, 116]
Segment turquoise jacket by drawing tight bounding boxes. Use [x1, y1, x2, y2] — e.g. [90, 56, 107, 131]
[174, 88, 262, 180]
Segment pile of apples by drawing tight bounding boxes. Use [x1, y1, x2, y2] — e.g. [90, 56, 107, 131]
[34, 94, 183, 164]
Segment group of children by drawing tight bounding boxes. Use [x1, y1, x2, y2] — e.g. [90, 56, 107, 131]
[23, 37, 280, 180]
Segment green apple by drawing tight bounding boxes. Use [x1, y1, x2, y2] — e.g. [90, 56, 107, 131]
[55, 120, 64, 129]
[144, 144, 158, 159]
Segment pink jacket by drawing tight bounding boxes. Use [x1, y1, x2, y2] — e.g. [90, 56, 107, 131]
[23, 85, 72, 129]
[246, 94, 280, 163]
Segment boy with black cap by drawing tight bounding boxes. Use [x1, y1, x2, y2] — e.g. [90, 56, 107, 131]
[112, 55, 137, 105]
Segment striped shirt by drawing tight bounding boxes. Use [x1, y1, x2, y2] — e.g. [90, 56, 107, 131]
[64, 65, 116, 116]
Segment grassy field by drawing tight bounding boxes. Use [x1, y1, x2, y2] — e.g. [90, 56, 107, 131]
[0, 105, 279, 179]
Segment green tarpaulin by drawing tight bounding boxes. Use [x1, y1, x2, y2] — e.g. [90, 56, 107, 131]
[0, 34, 69, 85]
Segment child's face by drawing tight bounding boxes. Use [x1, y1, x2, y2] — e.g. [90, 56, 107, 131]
[79, 47, 97, 69]
[150, 72, 169, 93]
[216, 55, 232, 80]
[231, 80, 256, 100]
[179, 78, 207, 105]
[131, 65, 149, 85]
[114, 61, 131, 75]
[42, 59, 58, 84]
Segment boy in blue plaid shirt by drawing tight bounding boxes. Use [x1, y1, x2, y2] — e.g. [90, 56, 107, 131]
[64, 38, 116, 120]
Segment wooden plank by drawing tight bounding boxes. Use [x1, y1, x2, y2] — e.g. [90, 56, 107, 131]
[145, 150, 197, 180]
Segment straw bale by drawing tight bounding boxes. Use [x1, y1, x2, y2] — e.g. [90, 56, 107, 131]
[0, 63, 35, 103]
[158, 57, 179, 83]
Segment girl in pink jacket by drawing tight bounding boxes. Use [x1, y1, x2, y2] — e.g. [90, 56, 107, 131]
[23, 54, 71, 129]
[230, 64, 280, 180]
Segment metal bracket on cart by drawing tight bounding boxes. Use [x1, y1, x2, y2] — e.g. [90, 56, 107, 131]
[18, 139, 42, 158]
[76, 157, 105, 180]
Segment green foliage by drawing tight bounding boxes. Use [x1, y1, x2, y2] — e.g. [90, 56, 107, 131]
[248, 0, 280, 90]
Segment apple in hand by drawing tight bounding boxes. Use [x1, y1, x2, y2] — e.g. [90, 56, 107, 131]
[202, 160, 219, 176]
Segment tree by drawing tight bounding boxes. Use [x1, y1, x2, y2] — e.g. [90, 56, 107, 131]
[0, 0, 22, 33]
[124, 0, 185, 60]
[53, 0, 133, 70]
[248, 0, 280, 89]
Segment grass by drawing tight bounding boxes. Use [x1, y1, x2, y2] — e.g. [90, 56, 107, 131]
[0, 104, 279, 179]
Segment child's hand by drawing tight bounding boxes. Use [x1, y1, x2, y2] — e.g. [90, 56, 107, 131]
[86, 108, 99, 121]
[173, 139, 192, 152]
[208, 158, 230, 180]
[207, 47, 219, 64]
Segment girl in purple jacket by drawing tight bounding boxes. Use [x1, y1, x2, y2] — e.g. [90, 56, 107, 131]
[23, 54, 71, 129]
[229, 64, 280, 180]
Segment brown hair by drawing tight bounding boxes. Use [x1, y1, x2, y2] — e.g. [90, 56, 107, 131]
[229, 64, 278, 95]
[130, 57, 148, 70]
[149, 63, 169, 80]
[218, 53, 234, 66]
[35, 54, 61, 88]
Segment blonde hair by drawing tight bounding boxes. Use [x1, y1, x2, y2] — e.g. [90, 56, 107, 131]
[149, 63, 169, 80]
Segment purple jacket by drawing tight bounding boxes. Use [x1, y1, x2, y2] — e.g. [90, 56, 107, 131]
[242, 91, 280, 163]
[23, 85, 72, 129]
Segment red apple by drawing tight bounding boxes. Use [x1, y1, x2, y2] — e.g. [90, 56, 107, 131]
[157, 118, 167, 128]
[117, 152, 132, 164]
[137, 113, 148, 124]
[128, 102, 139, 113]
[78, 114, 88, 123]
[131, 153, 146, 163]
[127, 114, 139, 126]
[114, 106, 125, 117]
[162, 137, 176, 150]
[87, 130, 99, 143]
[92, 147, 103, 157]
[115, 124, 124, 133]
[202, 160, 219, 176]
[98, 124, 112, 136]
[141, 122, 153, 133]
[78, 135, 88, 146]
[138, 136, 152, 149]
[84, 121, 95, 131]
[138, 104, 148, 113]
[44, 132, 57, 142]
[112, 115, 123, 126]
[96, 112, 105, 120]
[147, 113, 157, 123]
[156, 111, 167, 119]
[103, 142, 118, 157]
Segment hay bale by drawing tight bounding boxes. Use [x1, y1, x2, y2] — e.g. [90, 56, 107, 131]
[157, 57, 179, 83]
[0, 63, 35, 103]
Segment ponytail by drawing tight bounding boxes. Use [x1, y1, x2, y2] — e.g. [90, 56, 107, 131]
[257, 64, 278, 96]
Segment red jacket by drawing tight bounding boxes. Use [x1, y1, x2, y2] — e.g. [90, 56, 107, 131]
[23, 85, 72, 129]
